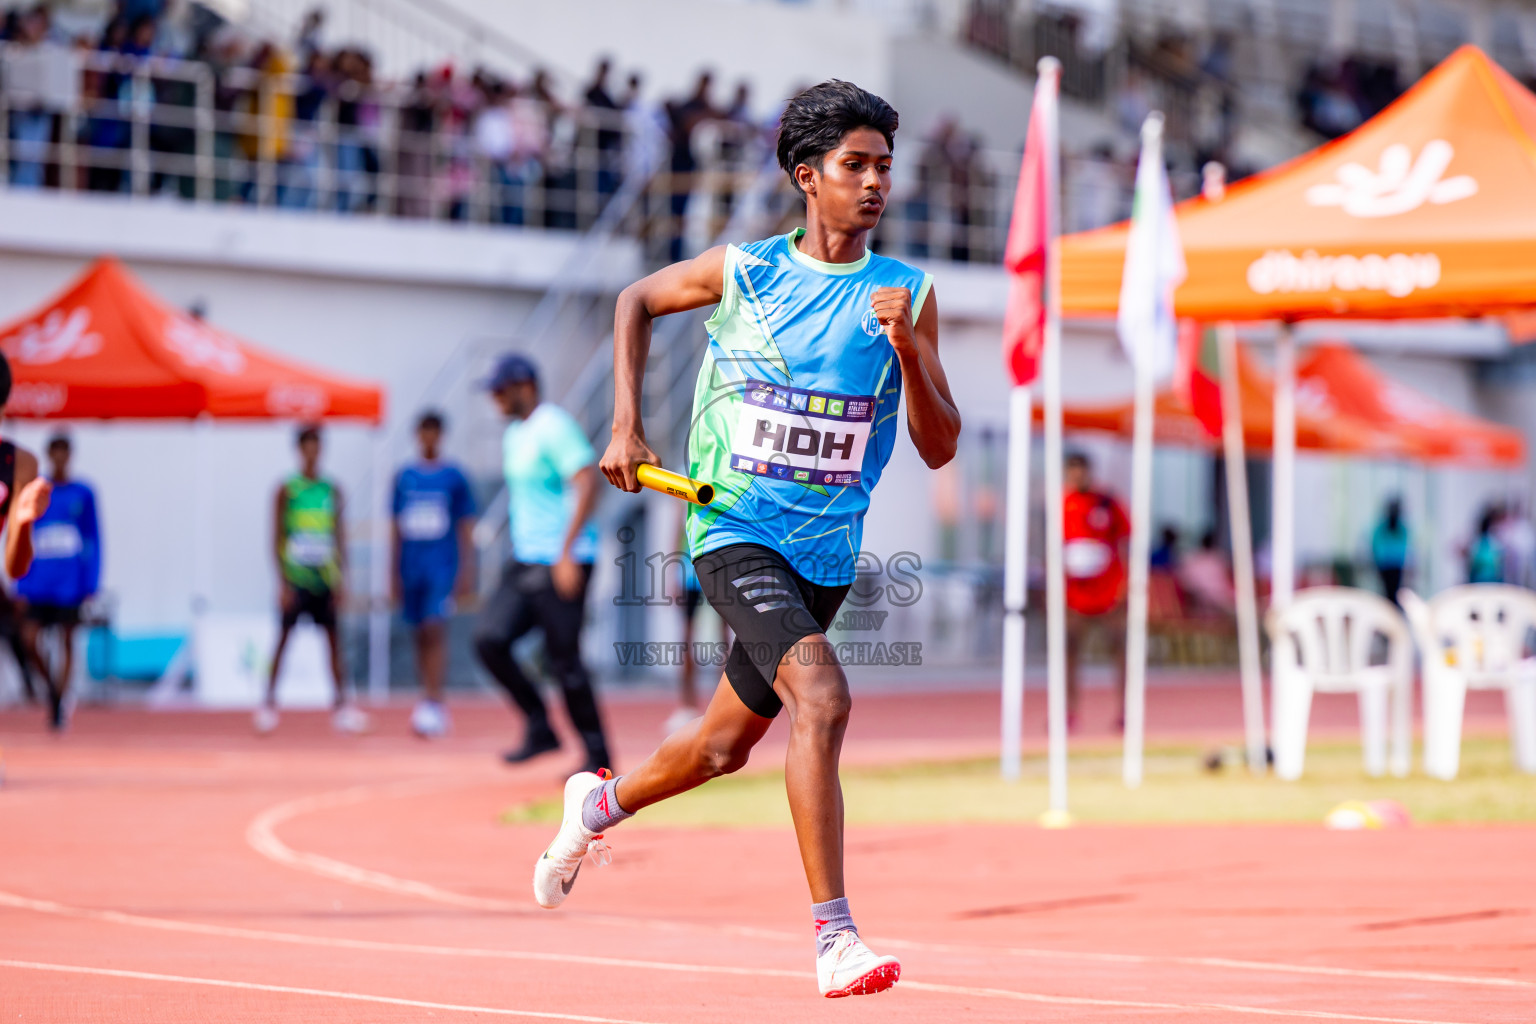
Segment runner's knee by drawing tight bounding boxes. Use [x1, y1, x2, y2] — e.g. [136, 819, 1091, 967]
[788, 669, 850, 738]
[694, 731, 752, 779]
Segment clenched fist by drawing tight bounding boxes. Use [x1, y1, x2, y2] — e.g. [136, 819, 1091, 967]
[13, 477, 51, 528]
[870, 286, 915, 354]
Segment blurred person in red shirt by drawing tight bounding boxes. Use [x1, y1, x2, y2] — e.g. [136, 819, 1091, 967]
[1062, 452, 1129, 731]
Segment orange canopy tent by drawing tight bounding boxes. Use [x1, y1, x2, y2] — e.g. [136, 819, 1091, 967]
[1049, 340, 1525, 466]
[0, 259, 382, 422]
[1061, 45, 1536, 321]
[1296, 342, 1524, 466]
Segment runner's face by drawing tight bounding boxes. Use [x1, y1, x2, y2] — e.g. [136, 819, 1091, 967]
[1065, 462, 1089, 492]
[417, 423, 441, 459]
[801, 127, 891, 233]
[494, 382, 538, 420]
[48, 444, 69, 479]
[299, 437, 321, 470]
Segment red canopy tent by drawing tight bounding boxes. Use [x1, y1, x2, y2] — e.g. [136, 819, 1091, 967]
[0, 258, 382, 422]
[1295, 342, 1524, 467]
[1045, 341, 1403, 455]
[1050, 340, 1525, 467]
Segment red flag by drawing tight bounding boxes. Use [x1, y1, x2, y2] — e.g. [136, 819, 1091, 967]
[1176, 320, 1223, 437]
[1001, 83, 1053, 386]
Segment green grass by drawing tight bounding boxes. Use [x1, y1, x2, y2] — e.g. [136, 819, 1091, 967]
[501, 736, 1536, 828]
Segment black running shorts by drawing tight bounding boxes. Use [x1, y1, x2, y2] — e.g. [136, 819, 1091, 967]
[281, 584, 338, 630]
[692, 543, 850, 719]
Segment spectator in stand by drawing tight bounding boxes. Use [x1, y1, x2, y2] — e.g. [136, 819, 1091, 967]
[1062, 452, 1130, 731]
[1467, 505, 1505, 584]
[16, 436, 101, 732]
[909, 117, 958, 259]
[1370, 496, 1410, 602]
[1071, 141, 1124, 232]
[393, 410, 476, 739]
[3, 5, 65, 189]
[582, 58, 624, 199]
[663, 70, 716, 261]
[1179, 528, 1235, 615]
[395, 70, 436, 217]
[294, 7, 325, 66]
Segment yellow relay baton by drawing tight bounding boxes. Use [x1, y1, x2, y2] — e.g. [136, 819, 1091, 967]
[636, 464, 715, 506]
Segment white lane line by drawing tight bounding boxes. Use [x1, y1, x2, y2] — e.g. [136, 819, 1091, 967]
[0, 889, 801, 979]
[903, 981, 1482, 1024]
[0, 891, 1502, 1024]
[246, 780, 1535, 993]
[884, 939, 1536, 991]
[0, 958, 665, 1023]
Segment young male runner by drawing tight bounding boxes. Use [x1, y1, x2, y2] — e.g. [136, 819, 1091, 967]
[532, 80, 961, 998]
[257, 426, 368, 735]
[16, 435, 100, 731]
[393, 410, 476, 738]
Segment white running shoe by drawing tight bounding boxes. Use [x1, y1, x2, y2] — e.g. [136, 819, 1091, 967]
[411, 700, 449, 738]
[253, 705, 279, 735]
[331, 704, 371, 735]
[817, 930, 901, 998]
[531, 770, 612, 909]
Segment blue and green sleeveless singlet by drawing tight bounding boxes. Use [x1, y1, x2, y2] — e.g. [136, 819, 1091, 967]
[684, 228, 932, 586]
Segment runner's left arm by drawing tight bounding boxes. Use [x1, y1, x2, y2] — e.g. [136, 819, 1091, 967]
[871, 284, 960, 468]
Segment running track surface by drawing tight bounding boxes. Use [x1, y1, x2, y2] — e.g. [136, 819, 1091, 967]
[1, 681, 1531, 1023]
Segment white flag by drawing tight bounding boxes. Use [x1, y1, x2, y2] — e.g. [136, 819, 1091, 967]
[1117, 117, 1186, 381]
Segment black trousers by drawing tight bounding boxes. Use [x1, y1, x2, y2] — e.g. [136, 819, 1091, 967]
[473, 561, 610, 763]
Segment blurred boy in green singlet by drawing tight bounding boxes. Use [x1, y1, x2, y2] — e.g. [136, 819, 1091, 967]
[256, 425, 369, 735]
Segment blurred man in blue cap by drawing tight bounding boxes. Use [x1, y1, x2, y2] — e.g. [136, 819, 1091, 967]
[474, 353, 612, 773]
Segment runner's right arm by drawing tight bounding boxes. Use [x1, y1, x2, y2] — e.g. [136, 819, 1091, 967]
[601, 245, 729, 493]
[4, 449, 50, 579]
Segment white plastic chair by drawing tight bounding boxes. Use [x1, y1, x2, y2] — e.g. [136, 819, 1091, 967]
[1267, 587, 1412, 781]
[1400, 585, 1536, 780]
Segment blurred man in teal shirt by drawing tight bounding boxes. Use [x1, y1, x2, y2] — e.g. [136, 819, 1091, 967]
[474, 354, 612, 773]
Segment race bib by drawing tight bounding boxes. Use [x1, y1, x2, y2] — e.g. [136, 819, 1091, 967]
[729, 380, 874, 486]
[1063, 538, 1113, 579]
[399, 497, 450, 542]
[286, 532, 335, 567]
[34, 522, 82, 560]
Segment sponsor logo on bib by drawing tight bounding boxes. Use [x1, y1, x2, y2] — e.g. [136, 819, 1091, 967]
[730, 380, 873, 486]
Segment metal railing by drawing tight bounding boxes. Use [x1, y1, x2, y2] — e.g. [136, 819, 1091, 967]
[0, 43, 1047, 265]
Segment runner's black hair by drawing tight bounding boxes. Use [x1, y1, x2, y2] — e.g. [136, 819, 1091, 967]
[418, 410, 445, 431]
[47, 434, 70, 453]
[776, 80, 898, 198]
[296, 424, 322, 446]
[0, 351, 10, 410]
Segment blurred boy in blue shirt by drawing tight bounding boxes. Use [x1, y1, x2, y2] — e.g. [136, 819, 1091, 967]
[393, 410, 476, 737]
[18, 435, 99, 730]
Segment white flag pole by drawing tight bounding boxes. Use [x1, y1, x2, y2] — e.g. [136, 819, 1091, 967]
[1120, 120, 1164, 790]
[1001, 383, 1032, 782]
[1217, 323, 1268, 772]
[1271, 320, 1296, 610]
[1038, 56, 1071, 827]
